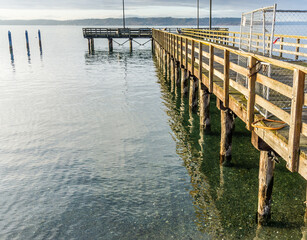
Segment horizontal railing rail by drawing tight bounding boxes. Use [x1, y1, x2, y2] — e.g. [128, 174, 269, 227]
[83, 28, 152, 38]
[181, 28, 307, 61]
[153, 29, 307, 177]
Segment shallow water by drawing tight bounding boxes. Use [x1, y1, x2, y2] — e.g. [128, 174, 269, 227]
[0, 26, 305, 239]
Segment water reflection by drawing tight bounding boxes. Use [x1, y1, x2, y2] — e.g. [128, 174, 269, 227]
[156, 59, 306, 239]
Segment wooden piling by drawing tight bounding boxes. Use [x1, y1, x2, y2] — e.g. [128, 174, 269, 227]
[129, 38, 133, 52]
[25, 30, 30, 57]
[108, 38, 113, 52]
[181, 67, 189, 97]
[257, 150, 275, 225]
[199, 83, 211, 132]
[218, 99, 236, 165]
[170, 57, 175, 90]
[175, 61, 180, 87]
[90, 38, 95, 52]
[189, 75, 199, 112]
[38, 30, 42, 54]
[163, 50, 167, 78]
[8, 31, 14, 60]
[151, 38, 154, 54]
[166, 53, 170, 81]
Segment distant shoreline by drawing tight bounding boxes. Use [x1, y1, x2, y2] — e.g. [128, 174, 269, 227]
[0, 17, 241, 26]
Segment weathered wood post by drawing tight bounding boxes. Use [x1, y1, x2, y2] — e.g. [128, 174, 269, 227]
[218, 99, 236, 165]
[163, 50, 167, 78]
[108, 38, 113, 52]
[170, 57, 175, 92]
[181, 67, 189, 97]
[166, 53, 170, 81]
[175, 61, 181, 89]
[257, 150, 275, 225]
[129, 38, 133, 52]
[25, 30, 30, 57]
[199, 41, 211, 132]
[189, 75, 199, 112]
[88, 39, 91, 53]
[90, 38, 95, 53]
[8, 31, 14, 61]
[199, 83, 211, 132]
[38, 30, 42, 55]
[151, 38, 154, 54]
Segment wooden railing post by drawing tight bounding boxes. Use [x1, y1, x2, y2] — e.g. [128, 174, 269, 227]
[180, 37, 183, 64]
[279, 37, 284, 58]
[199, 42, 203, 81]
[185, 38, 188, 66]
[209, 45, 214, 93]
[295, 38, 300, 61]
[233, 33, 236, 47]
[288, 69, 305, 172]
[176, 35, 179, 61]
[173, 35, 175, 58]
[223, 49, 230, 108]
[191, 40, 195, 76]
[247, 56, 257, 130]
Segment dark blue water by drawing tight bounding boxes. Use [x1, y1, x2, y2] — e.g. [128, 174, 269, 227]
[0, 26, 305, 239]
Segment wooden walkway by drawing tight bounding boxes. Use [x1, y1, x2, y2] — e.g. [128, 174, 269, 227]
[152, 28, 307, 224]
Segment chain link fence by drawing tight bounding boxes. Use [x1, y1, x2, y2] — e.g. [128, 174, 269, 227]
[236, 5, 307, 118]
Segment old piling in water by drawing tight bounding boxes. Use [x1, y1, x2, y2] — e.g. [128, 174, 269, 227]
[189, 75, 199, 112]
[129, 38, 133, 52]
[25, 30, 30, 57]
[38, 30, 42, 54]
[181, 67, 189, 97]
[108, 38, 113, 52]
[90, 38, 94, 52]
[8, 31, 14, 60]
[218, 99, 236, 166]
[199, 83, 211, 132]
[257, 150, 275, 225]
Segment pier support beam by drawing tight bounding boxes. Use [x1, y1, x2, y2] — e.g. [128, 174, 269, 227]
[108, 38, 113, 52]
[88, 38, 91, 53]
[199, 83, 211, 132]
[90, 38, 94, 52]
[218, 99, 236, 166]
[129, 38, 133, 52]
[170, 57, 175, 92]
[189, 75, 199, 112]
[175, 61, 180, 87]
[166, 54, 170, 81]
[163, 50, 168, 78]
[257, 150, 275, 225]
[151, 38, 154, 54]
[181, 67, 189, 97]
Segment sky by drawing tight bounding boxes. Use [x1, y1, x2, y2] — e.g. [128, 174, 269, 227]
[0, 0, 305, 20]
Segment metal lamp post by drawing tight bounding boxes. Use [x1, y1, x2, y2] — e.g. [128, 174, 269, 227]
[209, 0, 212, 29]
[197, 0, 200, 29]
[123, 0, 126, 28]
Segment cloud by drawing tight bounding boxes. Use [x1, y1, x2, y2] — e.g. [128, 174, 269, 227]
[0, 0, 304, 19]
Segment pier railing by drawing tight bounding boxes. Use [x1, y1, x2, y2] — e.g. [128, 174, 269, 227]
[153, 29, 307, 178]
[181, 28, 307, 61]
[83, 28, 152, 39]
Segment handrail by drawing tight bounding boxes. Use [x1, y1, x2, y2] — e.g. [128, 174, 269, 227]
[152, 29, 306, 174]
[181, 28, 307, 60]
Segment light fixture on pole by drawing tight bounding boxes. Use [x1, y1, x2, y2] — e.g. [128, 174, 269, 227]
[123, 0, 126, 28]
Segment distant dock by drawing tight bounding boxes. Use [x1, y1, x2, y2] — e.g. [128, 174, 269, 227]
[82, 28, 152, 52]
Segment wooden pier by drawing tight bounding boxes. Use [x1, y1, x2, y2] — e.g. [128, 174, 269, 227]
[83, 28, 152, 53]
[152, 28, 307, 225]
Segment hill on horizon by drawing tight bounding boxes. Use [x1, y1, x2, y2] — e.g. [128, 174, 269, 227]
[0, 17, 241, 26]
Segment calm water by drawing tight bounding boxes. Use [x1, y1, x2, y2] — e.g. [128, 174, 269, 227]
[0, 26, 306, 239]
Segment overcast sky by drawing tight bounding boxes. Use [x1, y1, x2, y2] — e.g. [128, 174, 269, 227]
[0, 0, 305, 20]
